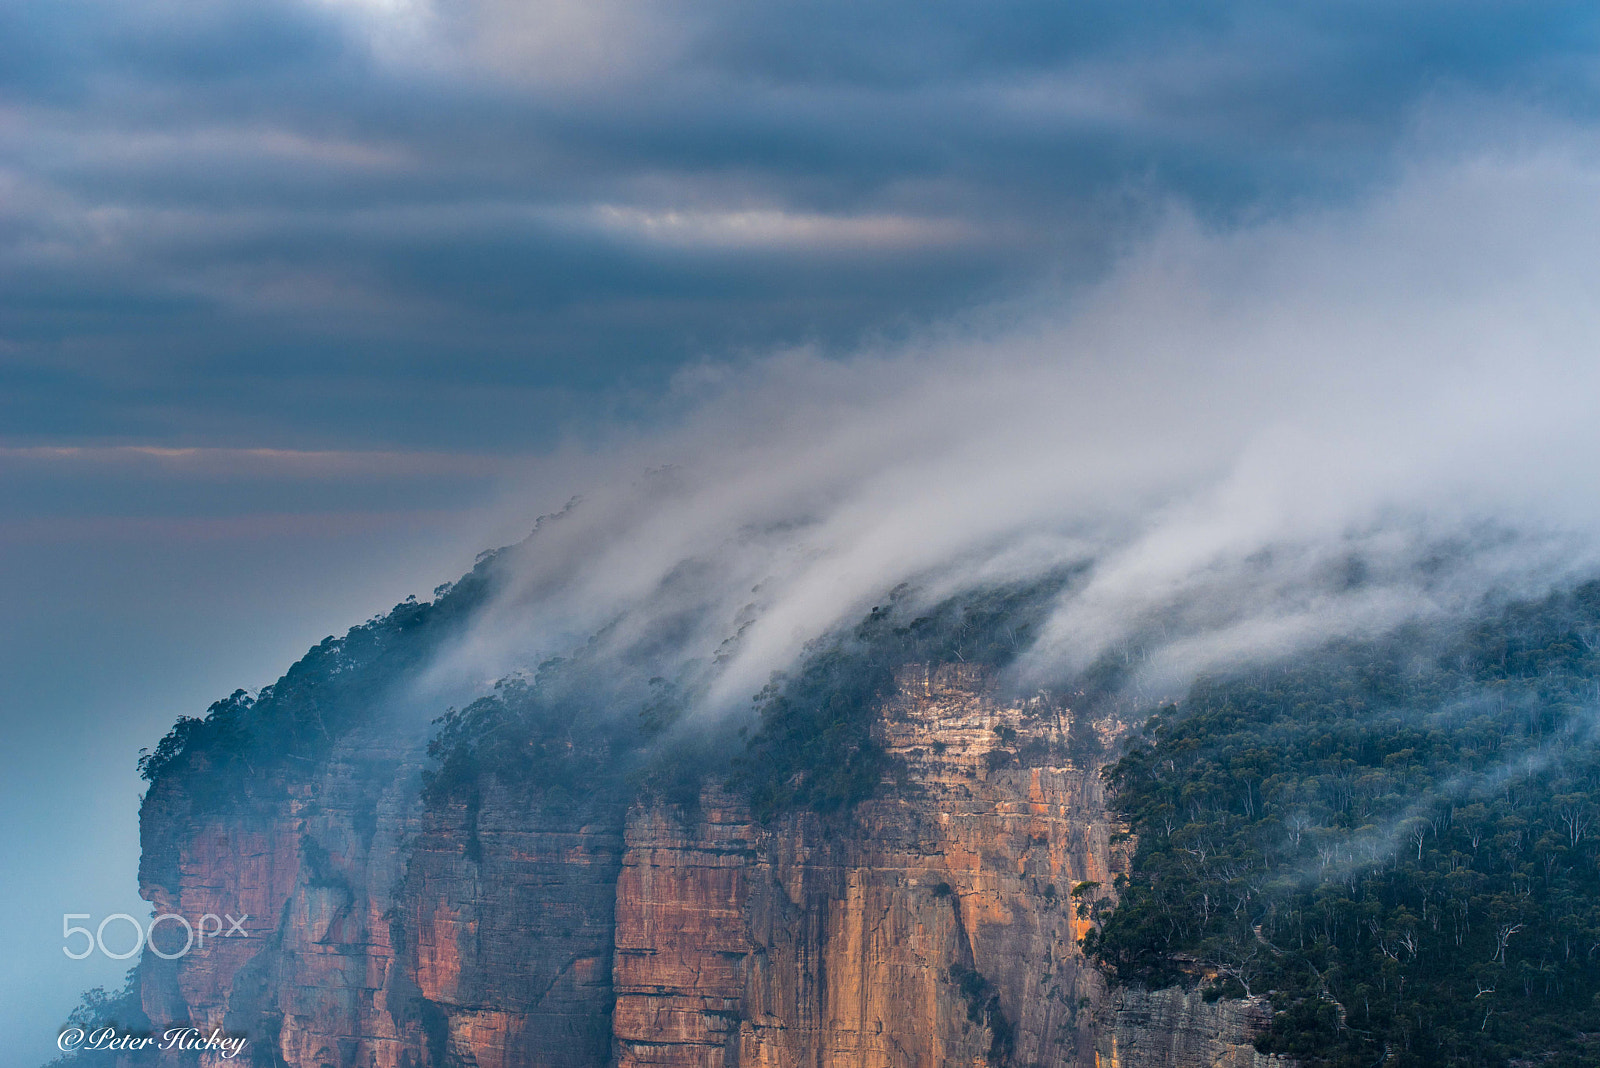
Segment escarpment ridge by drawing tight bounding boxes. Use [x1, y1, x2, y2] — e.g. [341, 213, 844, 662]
[74, 559, 1600, 1068]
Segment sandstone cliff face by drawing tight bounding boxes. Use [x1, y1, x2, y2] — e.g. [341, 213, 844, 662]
[136, 666, 1290, 1068]
[1098, 990, 1287, 1068]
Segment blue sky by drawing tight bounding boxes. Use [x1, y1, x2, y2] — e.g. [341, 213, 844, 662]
[6, 2, 1600, 1065]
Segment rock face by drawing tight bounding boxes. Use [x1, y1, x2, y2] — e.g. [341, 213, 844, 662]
[1098, 989, 1287, 1068]
[135, 665, 1291, 1068]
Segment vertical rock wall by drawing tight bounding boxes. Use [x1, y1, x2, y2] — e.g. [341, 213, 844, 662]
[135, 666, 1290, 1068]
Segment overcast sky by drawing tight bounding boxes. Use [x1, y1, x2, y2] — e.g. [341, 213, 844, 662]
[6, 2, 1600, 1065]
[7, 0, 1600, 454]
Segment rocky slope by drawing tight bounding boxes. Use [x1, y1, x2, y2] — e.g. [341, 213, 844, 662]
[134, 664, 1290, 1068]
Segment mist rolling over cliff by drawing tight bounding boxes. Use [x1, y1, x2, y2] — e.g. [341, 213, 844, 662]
[35, 136, 1600, 1068]
[421, 143, 1600, 724]
[17, 2, 1600, 1066]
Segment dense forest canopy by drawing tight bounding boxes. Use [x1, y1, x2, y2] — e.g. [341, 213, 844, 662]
[135, 554, 502, 804]
[1088, 583, 1600, 1067]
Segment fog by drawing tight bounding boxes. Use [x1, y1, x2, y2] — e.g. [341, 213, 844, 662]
[419, 137, 1600, 721]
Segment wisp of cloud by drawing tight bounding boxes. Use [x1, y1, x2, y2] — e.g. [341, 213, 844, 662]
[419, 137, 1600, 727]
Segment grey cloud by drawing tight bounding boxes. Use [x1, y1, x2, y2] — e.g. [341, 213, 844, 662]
[7, 1, 1600, 451]
[9, 12, 1600, 1056]
[0, 445, 511, 521]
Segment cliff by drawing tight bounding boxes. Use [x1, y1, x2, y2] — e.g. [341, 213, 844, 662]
[134, 664, 1291, 1068]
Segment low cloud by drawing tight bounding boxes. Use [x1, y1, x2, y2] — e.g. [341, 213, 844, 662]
[418, 137, 1600, 723]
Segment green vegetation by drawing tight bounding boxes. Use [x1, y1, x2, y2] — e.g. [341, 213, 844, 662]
[418, 572, 1078, 821]
[140, 513, 1080, 825]
[728, 574, 1075, 818]
[1087, 584, 1600, 1067]
[137, 560, 498, 804]
[422, 661, 645, 822]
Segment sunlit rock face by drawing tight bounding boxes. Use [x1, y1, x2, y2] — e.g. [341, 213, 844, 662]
[135, 666, 1287, 1068]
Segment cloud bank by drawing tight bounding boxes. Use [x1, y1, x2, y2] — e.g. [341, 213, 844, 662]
[415, 138, 1600, 720]
[8, 0, 1600, 451]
